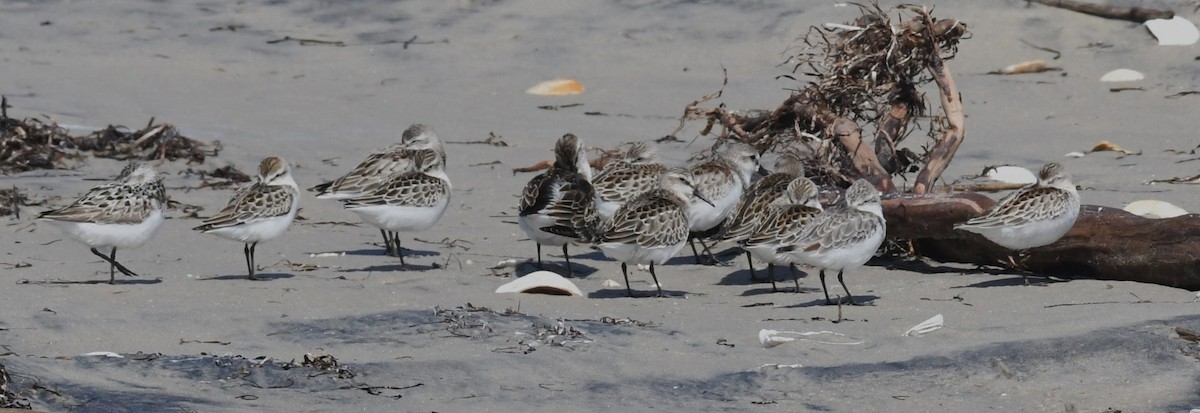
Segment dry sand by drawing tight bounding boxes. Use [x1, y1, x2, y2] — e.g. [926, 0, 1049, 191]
[2, 0, 1200, 411]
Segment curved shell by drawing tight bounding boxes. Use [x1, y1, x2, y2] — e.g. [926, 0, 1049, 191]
[495, 271, 584, 297]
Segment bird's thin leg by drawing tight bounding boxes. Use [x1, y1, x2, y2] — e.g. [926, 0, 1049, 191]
[108, 247, 117, 283]
[649, 263, 664, 298]
[536, 243, 544, 269]
[689, 237, 702, 264]
[768, 263, 779, 292]
[393, 233, 406, 266]
[837, 270, 857, 306]
[789, 264, 801, 293]
[244, 243, 255, 280]
[622, 263, 633, 297]
[745, 251, 760, 282]
[695, 238, 719, 265]
[819, 270, 832, 305]
[91, 247, 137, 282]
[380, 229, 393, 256]
[561, 244, 572, 277]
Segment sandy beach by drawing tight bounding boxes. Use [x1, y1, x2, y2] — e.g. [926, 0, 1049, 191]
[2, 0, 1200, 411]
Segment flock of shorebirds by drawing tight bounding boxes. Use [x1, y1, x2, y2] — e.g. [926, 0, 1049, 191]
[34, 124, 1081, 303]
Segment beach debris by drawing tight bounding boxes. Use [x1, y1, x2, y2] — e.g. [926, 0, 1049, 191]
[758, 329, 864, 348]
[308, 252, 345, 258]
[301, 353, 356, 379]
[494, 271, 584, 297]
[525, 78, 585, 96]
[1100, 69, 1144, 82]
[489, 258, 521, 270]
[601, 279, 621, 288]
[446, 131, 509, 147]
[1147, 173, 1200, 185]
[758, 363, 804, 370]
[80, 351, 124, 358]
[0, 186, 38, 219]
[982, 165, 1037, 185]
[990, 59, 1058, 75]
[1026, 0, 1173, 23]
[0, 361, 31, 410]
[1145, 16, 1199, 46]
[902, 314, 944, 336]
[1087, 140, 1139, 156]
[1064, 151, 1086, 158]
[1123, 200, 1188, 218]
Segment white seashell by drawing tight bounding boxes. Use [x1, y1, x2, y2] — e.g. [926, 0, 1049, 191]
[1100, 69, 1144, 82]
[81, 351, 124, 358]
[985, 166, 1037, 184]
[758, 329, 864, 348]
[495, 271, 584, 297]
[758, 363, 804, 370]
[636, 264, 650, 271]
[1145, 17, 1199, 46]
[489, 258, 520, 269]
[902, 314, 944, 337]
[601, 279, 621, 288]
[1123, 199, 1188, 219]
[1064, 151, 1086, 158]
[525, 78, 584, 96]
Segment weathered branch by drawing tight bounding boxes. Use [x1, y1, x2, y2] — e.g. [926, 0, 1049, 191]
[883, 194, 1200, 290]
[912, 9, 967, 194]
[1028, 0, 1174, 23]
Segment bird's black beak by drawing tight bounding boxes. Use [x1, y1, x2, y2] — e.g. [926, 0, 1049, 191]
[694, 188, 715, 207]
[756, 165, 770, 177]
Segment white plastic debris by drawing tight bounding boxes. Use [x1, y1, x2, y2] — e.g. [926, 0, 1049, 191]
[1064, 151, 1086, 158]
[494, 271, 584, 297]
[1123, 200, 1188, 219]
[759, 329, 864, 348]
[601, 279, 622, 288]
[308, 252, 345, 258]
[902, 314, 945, 337]
[1145, 16, 1200, 46]
[985, 166, 1037, 185]
[81, 351, 123, 358]
[1100, 69, 1144, 82]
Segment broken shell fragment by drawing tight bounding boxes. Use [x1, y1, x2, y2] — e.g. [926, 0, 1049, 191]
[758, 329, 864, 348]
[1100, 69, 1144, 82]
[495, 271, 584, 297]
[902, 314, 944, 337]
[1087, 140, 1133, 155]
[601, 279, 621, 288]
[1123, 200, 1188, 219]
[1000, 59, 1050, 75]
[1145, 16, 1199, 46]
[525, 78, 585, 96]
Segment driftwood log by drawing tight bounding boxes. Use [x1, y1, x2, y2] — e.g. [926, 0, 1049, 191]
[885, 193, 1200, 290]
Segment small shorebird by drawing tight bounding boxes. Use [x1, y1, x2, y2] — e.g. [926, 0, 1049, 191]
[517, 133, 596, 276]
[741, 176, 823, 293]
[193, 157, 300, 280]
[684, 141, 763, 263]
[592, 168, 712, 297]
[954, 162, 1080, 282]
[718, 152, 805, 278]
[37, 162, 167, 284]
[592, 142, 666, 221]
[782, 179, 885, 305]
[342, 149, 451, 266]
[310, 124, 445, 256]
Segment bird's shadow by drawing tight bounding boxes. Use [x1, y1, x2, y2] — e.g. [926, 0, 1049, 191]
[587, 287, 690, 299]
[739, 285, 821, 296]
[23, 278, 163, 286]
[338, 263, 440, 272]
[337, 247, 441, 258]
[514, 261, 600, 279]
[779, 294, 881, 308]
[198, 273, 294, 281]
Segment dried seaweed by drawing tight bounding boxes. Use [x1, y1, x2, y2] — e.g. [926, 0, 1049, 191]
[1, 97, 217, 174]
[0, 186, 43, 219]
